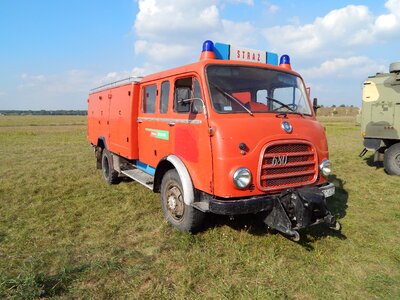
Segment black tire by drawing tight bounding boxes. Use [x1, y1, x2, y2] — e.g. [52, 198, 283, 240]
[160, 169, 205, 232]
[101, 149, 120, 184]
[384, 143, 400, 176]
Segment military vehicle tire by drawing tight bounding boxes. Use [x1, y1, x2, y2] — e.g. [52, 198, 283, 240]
[160, 169, 205, 232]
[384, 143, 400, 176]
[101, 149, 121, 184]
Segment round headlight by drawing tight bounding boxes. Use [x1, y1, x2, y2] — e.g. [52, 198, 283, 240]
[233, 168, 252, 189]
[320, 159, 332, 177]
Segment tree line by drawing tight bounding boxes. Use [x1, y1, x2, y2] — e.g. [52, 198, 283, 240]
[0, 110, 87, 116]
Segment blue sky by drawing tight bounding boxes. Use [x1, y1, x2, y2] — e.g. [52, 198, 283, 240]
[0, 0, 399, 110]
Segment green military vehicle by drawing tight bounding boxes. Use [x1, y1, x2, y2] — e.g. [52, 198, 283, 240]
[359, 62, 400, 175]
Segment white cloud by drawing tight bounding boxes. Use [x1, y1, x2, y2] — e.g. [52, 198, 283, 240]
[373, 0, 400, 38]
[133, 0, 260, 74]
[11, 69, 147, 109]
[297, 56, 388, 105]
[215, 20, 257, 46]
[134, 0, 220, 42]
[18, 70, 116, 94]
[299, 56, 386, 79]
[132, 0, 224, 73]
[262, 0, 400, 61]
[268, 4, 279, 14]
[18, 73, 47, 89]
[263, 5, 375, 58]
[224, 0, 254, 5]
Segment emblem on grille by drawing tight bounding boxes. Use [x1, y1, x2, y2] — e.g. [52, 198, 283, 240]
[271, 155, 288, 166]
[282, 121, 293, 133]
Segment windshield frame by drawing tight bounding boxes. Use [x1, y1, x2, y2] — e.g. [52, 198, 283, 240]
[205, 64, 313, 116]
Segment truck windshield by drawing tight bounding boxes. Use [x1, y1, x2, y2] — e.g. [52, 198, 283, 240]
[206, 65, 312, 115]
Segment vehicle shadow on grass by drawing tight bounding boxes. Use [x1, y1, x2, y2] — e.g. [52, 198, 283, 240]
[364, 153, 384, 170]
[204, 175, 348, 250]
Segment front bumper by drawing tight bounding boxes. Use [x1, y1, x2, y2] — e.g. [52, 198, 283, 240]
[202, 183, 335, 215]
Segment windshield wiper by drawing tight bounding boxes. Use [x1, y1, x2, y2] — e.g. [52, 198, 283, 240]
[266, 96, 304, 118]
[211, 83, 253, 116]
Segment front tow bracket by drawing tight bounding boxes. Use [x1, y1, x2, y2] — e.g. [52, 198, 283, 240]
[264, 187, 340, 241]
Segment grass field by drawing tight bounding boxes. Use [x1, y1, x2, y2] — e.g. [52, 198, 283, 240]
[0, 115, 399, 299]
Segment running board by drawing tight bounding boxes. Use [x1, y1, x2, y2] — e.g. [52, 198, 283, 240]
[121, 169, 154, 190]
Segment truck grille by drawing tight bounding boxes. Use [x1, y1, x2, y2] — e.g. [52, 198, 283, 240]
[259, 141, 318, 191]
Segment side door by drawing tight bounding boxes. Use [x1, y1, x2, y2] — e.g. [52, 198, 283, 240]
[168, 76, 214, 194]
[137, 83, 159, 168]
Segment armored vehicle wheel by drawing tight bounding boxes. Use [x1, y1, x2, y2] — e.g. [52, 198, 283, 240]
[101, 149, 121, 184]
[384, 143, 400, 176]
[160, 169, 205, 232]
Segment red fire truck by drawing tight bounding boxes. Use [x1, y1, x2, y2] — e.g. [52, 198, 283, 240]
[87, 40, 339, 241]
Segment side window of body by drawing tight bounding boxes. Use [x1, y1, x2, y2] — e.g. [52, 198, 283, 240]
[142, 85, 157, 113]
[160, 81, 170, 114]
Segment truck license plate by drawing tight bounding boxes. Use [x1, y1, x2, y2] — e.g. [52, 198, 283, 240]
[322, 186, 335, 198]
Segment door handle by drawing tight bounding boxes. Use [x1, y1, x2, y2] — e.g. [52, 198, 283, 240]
[168, 122, 175, 126]
[137, 119, 143, 123]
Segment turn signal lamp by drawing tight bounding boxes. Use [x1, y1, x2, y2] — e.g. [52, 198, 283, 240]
[279, 54, 291, 70]
[200, 40, 216, 60]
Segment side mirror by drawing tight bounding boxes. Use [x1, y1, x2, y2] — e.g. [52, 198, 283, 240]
[313, 98, 320, 114]
[178, 97, 206, 115]
[190, 98, 204, 114]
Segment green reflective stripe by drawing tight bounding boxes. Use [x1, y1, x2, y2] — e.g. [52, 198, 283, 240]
[145, 128, 169, 140]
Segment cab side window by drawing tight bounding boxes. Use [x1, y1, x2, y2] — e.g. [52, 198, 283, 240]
[142, 85, 157, 113]
[174, 78, 192, 113]
[160, 81, 170, 114]
[193, 78, 201, 98]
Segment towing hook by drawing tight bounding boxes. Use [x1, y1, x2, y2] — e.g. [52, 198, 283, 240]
[286, 230, 300, 242]
[264, 187, 339, 241]
[330, 220, 341, 231]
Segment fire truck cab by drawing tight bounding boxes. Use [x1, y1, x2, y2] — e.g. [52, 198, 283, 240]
[88, 41, 339, 241]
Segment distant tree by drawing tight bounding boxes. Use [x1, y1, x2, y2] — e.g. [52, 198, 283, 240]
[331, 105, 336, 108]
[339, 104, 345, 107]
[0, 110, 87, 116]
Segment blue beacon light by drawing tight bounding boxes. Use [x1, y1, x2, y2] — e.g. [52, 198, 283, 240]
[200, 40, 216, 60]
[279, 54, 291, 70]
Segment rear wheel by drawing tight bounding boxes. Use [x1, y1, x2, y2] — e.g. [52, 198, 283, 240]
[160, 169, 204, 232]
[384, 143, 400, 175]
[101, 149, 120, 184]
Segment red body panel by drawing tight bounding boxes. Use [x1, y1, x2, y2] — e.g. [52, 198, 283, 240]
[88, 82, 139, 159]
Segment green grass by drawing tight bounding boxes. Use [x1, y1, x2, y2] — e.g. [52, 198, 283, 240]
[0, 115, 399, 299]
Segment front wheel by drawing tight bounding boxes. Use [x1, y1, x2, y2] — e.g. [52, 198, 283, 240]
[384, 143, 400, 175]
[160, 169, 205, 232]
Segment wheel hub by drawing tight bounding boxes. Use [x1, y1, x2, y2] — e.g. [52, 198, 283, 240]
[167, 195, 177, 210]
[166, 186, 184, 220]
[395, 153, 400, 168]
